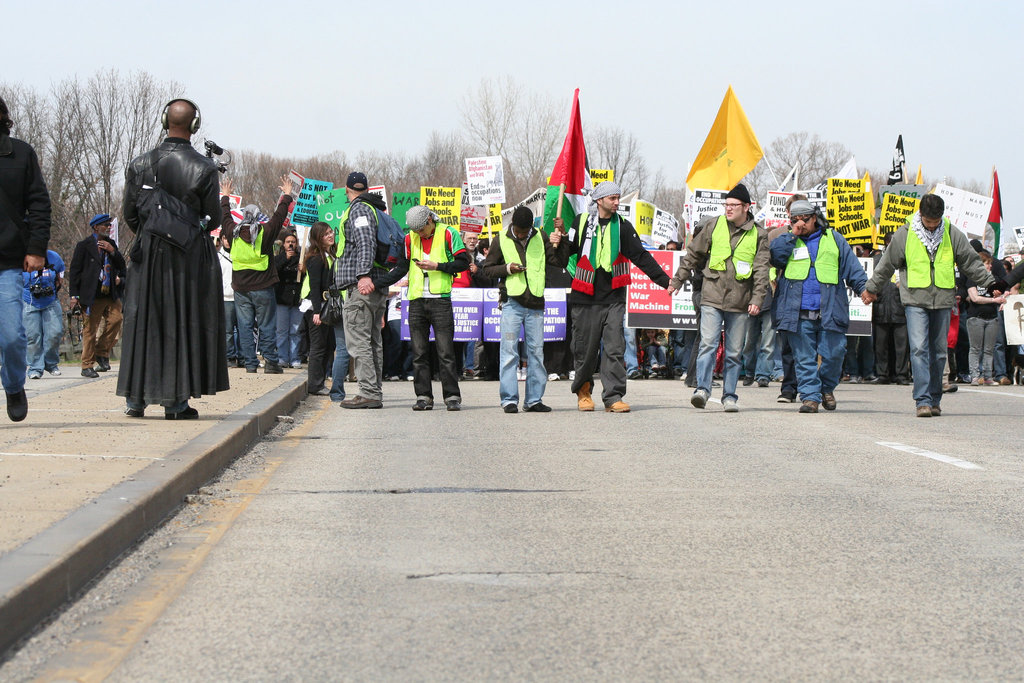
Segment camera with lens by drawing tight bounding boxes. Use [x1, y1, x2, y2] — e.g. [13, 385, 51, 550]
[204, 139, 232, 174]
[29, 281, 55, 299]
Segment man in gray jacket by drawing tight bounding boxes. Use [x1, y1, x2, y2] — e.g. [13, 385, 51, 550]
[862, 194, 993, 417]
[669, 183, 770, 412]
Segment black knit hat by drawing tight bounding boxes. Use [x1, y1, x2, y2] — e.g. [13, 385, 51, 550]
[512, 206, 534, 230]
[725, 183, 751, 204]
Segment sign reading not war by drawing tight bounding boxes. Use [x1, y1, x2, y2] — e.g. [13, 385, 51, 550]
[293, 177, 333, 227]
[420, 186, 462, 228]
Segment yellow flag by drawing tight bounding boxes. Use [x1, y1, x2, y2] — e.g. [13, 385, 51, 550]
[686, 86, 763, 190]
[914, 164, 923, 185]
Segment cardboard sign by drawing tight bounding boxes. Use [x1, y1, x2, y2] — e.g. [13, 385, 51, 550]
[1004, 294, 1024, 345]
[391, 192, 419, 230]
[933, 184, 994, 238]
[634, 200, 655, 239]
[688, 189, 727, 228]
[465, 156, 506, 205]
[293, 178, 333, 227]
[420, 186, 462, 228]
[878, 193, 920, 236]
[368, 185, 388, 212]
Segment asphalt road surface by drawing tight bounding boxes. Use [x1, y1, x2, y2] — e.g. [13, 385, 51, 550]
[6, 378, 1024, 681]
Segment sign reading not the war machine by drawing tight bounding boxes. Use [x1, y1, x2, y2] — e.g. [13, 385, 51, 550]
[625, 251, 691, 329]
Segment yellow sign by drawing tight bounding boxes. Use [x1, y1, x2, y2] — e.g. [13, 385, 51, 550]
[590, 169, 614, 185]
[634, 200, 655, 239]
[878, 193, 920, 236]
[830, 191, 874, 245]
[419, 186, 461, 227]
[484, 203, 502, 239]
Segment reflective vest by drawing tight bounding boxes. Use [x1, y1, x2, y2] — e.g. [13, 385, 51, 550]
[905, 219, 955, 289]
[231, 229, 268, 271]
[300, 253, 334, 301]
[708, 216, 757, 280]
[499, 229, 545, 297]
[408, 225, 454, 299]
[784, 229, 839, 285]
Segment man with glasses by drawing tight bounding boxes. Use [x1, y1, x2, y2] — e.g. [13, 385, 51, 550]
[769, 200, 867, 413]
[669, 184, 769, 412]
[862, 194, 993, 417]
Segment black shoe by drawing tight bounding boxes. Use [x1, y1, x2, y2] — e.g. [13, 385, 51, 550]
[339, 396, 383, 409]
[124, 407, 145, 418]
[81, 367, 99, 378]
[264, 362, 284, 374]
[236, 360, 246, 368]
[869, 377, 891, 385]
[741, 375, 754, 386]
[503, 403, 518, 413]
[246, 367, 258, 373]
[96, 356, 111, 372]
[6, 390, 28, 422]
[165, 407, 199, 420]
[445, 399, 461, 412]
[523, 402, 551, 413]
[756, 378, 769, 388]
[777, 392, 796, 403]
[412, 399, 434, 411]
[628, 370, 642, 380]
[896, 377, 910, 385]
[309, 387, 330, 396]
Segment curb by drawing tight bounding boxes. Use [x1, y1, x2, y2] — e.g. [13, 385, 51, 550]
[0, 374, 308, 656]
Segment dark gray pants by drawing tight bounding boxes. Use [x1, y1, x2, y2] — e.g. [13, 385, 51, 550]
[570, 302, 627, 407]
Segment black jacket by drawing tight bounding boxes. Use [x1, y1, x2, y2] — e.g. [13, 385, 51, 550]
[0, 133, 51, 269]
[123, 137, 221, 239]
[68, 234, 127, 307]
[275, 251, 302, 306]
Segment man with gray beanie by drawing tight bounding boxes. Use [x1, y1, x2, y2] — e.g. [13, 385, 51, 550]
[483, 205, 570, 413]
[374, 204, 470, 410]
[334, 171, 391, 409]
[862, 193, 993, 417]
[668, 183, 769, 413]
[552, 181, 670, 413]
[769, 199, 867, 413]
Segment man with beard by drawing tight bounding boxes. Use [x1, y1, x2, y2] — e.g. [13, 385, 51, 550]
[117, 99, 228, 419]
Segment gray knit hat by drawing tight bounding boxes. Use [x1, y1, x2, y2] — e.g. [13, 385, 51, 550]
[406, 205, 438, 230]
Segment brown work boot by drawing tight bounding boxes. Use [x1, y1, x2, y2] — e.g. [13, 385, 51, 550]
[821, 393, 837, 411]
[916, 405, 932, 418]
[605, 400, 630, 413]
[798, 400, 819, 413]
[577, 382, 595, 411]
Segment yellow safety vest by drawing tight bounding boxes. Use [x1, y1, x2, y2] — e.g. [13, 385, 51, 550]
[231, 229, 268, 271]
[408, 225, 454, 299]
[708, 216, 757, 280]
[499, 229, 545, 297]
[905, 219, 955, 289]
[784, 229, 840, 285]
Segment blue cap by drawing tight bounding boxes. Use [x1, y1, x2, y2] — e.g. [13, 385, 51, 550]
[89, 213, 113, 227]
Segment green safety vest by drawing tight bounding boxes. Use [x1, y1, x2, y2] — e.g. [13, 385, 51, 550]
[784, 229, 840, 285]
[499, 229, 545, 297]
[231, 229, 268, 271]
[408, 225, 454, 299]
[905, 218, 955, 289]
[708, 216, 757, 280]
[300, 253, 334, 301]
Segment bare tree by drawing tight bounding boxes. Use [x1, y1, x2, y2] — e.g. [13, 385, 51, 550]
[586, 125, 651, 196]
[742, 131, 853, 202]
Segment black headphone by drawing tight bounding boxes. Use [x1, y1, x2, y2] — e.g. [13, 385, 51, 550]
[161, 98, 202, 134]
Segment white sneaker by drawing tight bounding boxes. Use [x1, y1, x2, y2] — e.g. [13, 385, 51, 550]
[722, 397, 739, 413]
[568, 370, 576, 381]
[47, 367, 62, 376]
[548, 373, 559, 381]
[290, 361, 302, 368]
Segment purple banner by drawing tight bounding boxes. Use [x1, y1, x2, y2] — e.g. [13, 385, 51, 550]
[400, 288, 483, 342]
[482, 288, 566, 342]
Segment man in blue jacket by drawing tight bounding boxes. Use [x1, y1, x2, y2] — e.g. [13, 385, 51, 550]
[770, 200, 867, 413]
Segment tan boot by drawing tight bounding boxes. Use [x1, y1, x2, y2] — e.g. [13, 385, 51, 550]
[577, 382, 595, 411]
[605, 400, 631, 413]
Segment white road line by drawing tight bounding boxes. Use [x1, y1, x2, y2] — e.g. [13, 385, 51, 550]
[958, 388, 1024, 399]
[876, 441, 983, 470]
[0, 451, 163, 461]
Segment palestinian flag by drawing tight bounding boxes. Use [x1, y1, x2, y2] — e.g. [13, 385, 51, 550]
[988, 168, 1002, 255]
[543, 88, 591, 234]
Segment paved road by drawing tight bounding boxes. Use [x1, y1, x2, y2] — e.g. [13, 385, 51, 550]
[6, 378, 1024, 680]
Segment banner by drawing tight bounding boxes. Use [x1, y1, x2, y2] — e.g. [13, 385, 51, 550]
[420, 186, 461, 228]
[934, 184, 994, 238]
[652, 208, 680, 246]
[400, 288, 483, 342]
[391, 192, 419, 230]
[501, 187, 546, 231]
[1004, 294, 1024, 345]
[625, 251, 686, 329]
[293, 178, 333, 227]
[465, 156, 506, 205]
[590, 169, 614, 185]
[481, 288, 567, 342]
[878, 193, 920, 236]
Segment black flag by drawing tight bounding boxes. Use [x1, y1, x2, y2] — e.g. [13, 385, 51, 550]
[887, 135, 906, 184]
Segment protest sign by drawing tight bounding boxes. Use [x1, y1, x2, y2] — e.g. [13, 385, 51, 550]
[293, 177, 332, 227]
[316, 190, 350, 237]
[652, 208, 680, 246]
[481, 288, 567, 342]
[391, 192, 419, 229]
[590, 169, 614, 185]
[1004, 294, 1024, 345]
[617, 201, 633, 226]
[420, 186, 461, 228]
[459, 204, 488, 234]
[761, 191, 794, 229]
[625, 251, 686, 329]
[688, 189, 727, 229]
[933, 184, 993, 237]
[465, 156, 506, 205]
[877, 184, 926, 200]
[634, 200, 655, 240]
[829, 191, 874, 245]
[804, 189, 826, 213]
[847, 257, 874, 336]
[1013, 226, 1024, 251]
[485, 204, 502, 238]
[368, 185, 388, 212]
[878, 193, 920, 236]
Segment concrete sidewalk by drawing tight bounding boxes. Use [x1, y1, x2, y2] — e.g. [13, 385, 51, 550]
[0, 363, 309, 654]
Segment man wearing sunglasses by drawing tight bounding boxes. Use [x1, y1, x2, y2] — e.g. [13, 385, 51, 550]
[769, 200, 867, 413]
[669, 183, 769, 412]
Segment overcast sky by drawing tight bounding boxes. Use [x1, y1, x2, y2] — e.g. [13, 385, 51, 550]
[8, 0, 1024, 230]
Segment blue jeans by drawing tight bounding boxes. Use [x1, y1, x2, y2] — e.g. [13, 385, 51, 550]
[789, 317, 847, 404]
[235, 287, 278, 367]
[0, 269, 28, 394]
[463, 341, 476, 371]
[905, 305, 951, 408]
[993, 310, 1008, 379]
[696, 305, 749, 401]
[741, 310, 775, 381]
[224, 300, 239, 361]
[499, 299, 546, 407]
[624, 322, 638, 375]
[668, 329, 688, 372]
[23, 299, 64, 373]
[275, 304, 303, 365]
[329, 322, 350, 401]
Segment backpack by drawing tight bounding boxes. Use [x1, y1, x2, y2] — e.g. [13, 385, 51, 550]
[373, 208, 405, 268]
